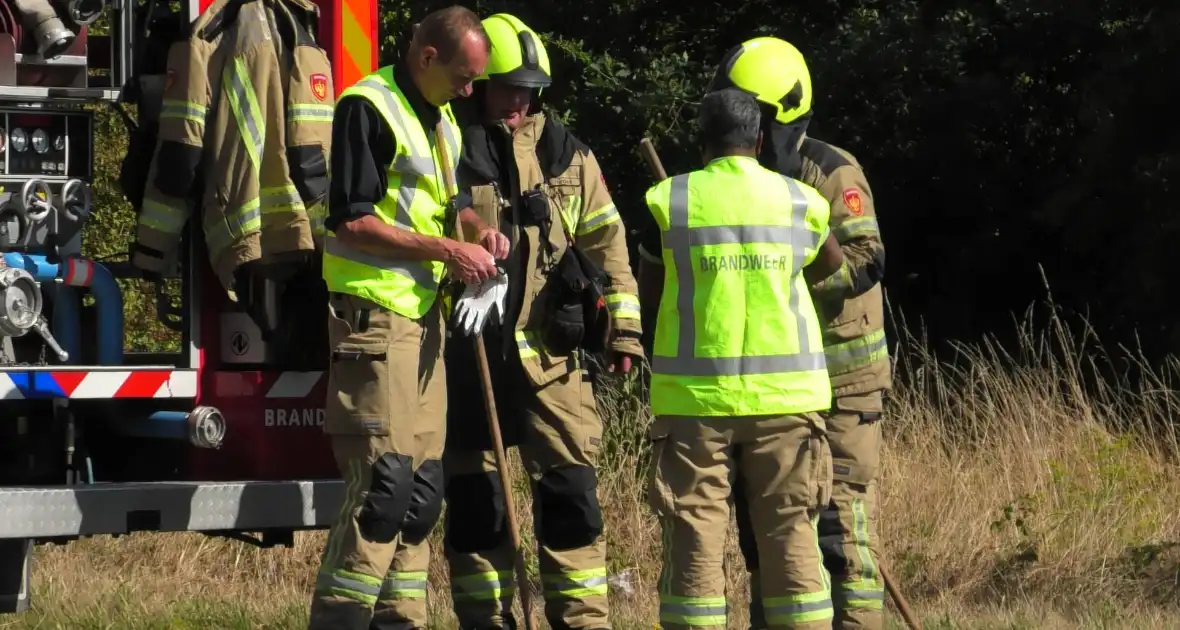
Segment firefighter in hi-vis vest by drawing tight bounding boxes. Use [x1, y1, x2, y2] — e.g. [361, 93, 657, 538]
[639, 87, 845, 630]
[707, 37, 892, 630]
[439, 12, 644, 630]
[306, 7, 507, 630]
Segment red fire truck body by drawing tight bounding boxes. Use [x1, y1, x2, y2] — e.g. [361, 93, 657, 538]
[0, 0, 375, 614]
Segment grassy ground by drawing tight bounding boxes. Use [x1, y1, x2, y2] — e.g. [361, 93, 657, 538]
[6, 308, 1180, 630]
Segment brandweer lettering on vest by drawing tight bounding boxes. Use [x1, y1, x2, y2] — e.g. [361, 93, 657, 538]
[698, 253, 789, 272]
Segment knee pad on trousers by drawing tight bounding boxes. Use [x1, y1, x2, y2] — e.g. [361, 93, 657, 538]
[732, 475, 759, 571]
[445, 471, 507, 553]
[534, 464, 603, 551]
[400, 459, 445, 545]
[358, 453, 416, 544]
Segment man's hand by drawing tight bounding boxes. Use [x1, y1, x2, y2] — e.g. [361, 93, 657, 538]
[803, 233, 845, 285]
[606, 351, 637, 374]
[478, 227, 510, 260]
[447, 241, 499, 285]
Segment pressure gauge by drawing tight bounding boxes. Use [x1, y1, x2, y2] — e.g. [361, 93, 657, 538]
[31, 129, 48, 154]
[10, 128, 26, 153]
[53, 134, 64, 151]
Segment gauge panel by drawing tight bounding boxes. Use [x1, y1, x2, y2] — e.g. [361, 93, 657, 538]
[0, 109, 93, 181]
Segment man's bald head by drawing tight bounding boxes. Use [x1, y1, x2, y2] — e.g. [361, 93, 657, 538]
[407, 6, 490, 106]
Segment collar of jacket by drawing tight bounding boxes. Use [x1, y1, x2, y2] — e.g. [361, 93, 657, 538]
[392, 59, 442, 131]
[757, 113, 812, 178]
[458, 112, 588, 186]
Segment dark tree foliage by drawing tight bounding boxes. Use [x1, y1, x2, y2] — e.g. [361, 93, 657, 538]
[377, 1, 1178, 363]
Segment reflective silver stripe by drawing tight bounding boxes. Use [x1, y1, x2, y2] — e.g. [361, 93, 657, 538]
[225, 58, 264, 170]
[578, 203, 620, 234]
[438, 116, 460, 194]
[659, 601, 727, 617]
[289, 103, 335, 122]
[763, 597, 833, 618]
[316, 570, 381, 598]
[383, 578, 428, 592]
[353, 78, 451, 234]
[782, 177, 820, 358]
[652, 174, 826, 377]
[841, 588, 884, 601]
[833, 215, 879, 242]
[139, 198, 187, 233]
[542, 572, 609, 596]
[323, 234, 439, 290]
[824, 328, 888, 374]
[260, 185, 304, 211]
[380, 572, 428, 598]
[159, 99, 207, 123]
[391, 154, 436, 230]
[356, 78, 416, 147]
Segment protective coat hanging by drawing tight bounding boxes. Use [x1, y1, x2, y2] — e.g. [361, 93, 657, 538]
[130, 0, 334, 294]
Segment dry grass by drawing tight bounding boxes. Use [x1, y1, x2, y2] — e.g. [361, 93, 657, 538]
[7, 302, 1180, 629]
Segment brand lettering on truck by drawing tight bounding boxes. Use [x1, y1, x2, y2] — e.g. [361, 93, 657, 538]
[265, 408, 325, 427]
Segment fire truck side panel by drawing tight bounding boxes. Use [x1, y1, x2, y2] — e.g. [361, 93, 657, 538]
[183, 0, 377, 483]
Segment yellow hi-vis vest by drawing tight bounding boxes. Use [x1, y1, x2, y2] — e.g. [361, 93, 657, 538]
[320, 66, 462, 319]
[645, 155, 834, 417]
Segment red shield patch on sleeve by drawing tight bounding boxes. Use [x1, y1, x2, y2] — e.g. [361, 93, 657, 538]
[842, 188, 864, 216]
[310, 73, 329, 101]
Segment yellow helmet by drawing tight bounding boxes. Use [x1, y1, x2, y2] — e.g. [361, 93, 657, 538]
[477, 13, 551, 88]
[708, 36, 812, 125]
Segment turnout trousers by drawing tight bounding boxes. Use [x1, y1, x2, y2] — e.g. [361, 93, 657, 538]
[307, 293, 448, 630]
[441, 342, 608, 630]
[738, 391, 886, 630]
[647, 412, 834, 630]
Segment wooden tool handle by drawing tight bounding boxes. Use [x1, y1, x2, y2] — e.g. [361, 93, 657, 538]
[639, 137, 669, 181]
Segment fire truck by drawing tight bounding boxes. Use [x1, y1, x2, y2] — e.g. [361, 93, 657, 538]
[0, 0, 375, 614]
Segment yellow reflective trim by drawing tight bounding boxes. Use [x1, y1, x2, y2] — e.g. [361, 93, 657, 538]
[204, 197, 261, 253]
[658, 594, 727, 627]
[815, 259, 853, 293]
[559, 195, 582, 235]
[833, 215, 879, 242]
[290, 103, 335, 123]
[159, 99, 207, 124]
[138, 197, 188, 234]
[450, 569, 516, 602]
[224, 57, 265, 171]
[516, 330, 539, 359]
[380, 570, 428, 599]
[822, 327, 888, 375]
[577, 202, 620, 235]
[605, 291, 640, 319]
[260, 184, 305, 213]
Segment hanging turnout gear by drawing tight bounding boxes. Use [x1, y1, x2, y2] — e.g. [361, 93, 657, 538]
[440, 13, 642, 630]
[127, 0, 334, 298]
[709, 35, 892, 630]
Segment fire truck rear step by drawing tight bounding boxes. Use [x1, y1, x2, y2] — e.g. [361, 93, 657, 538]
[0, 480, 344, 538]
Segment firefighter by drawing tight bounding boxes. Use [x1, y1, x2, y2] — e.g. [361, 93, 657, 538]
[707, 36, 891, 630]
[131, 0, 333, 297]
[306, 7, 506, 630]
[640, 87, 843, 630]
[439, 13, 644, 630]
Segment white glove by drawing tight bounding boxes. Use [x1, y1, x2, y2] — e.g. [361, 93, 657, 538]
[453, 272, 508, 336]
